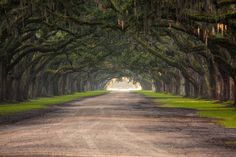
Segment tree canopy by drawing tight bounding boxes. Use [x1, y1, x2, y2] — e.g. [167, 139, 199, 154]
[0, 0, 235, 104]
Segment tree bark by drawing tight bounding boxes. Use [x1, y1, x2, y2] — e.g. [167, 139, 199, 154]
[220, 70, 230, 101]
[0, 58, 7, 101]
[208, 60, 218, 99]
[233, 76, 236, 106]
[185, 79, 190, 97]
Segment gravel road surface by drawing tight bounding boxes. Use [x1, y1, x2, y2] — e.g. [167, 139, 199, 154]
[0, 92, 236, 157]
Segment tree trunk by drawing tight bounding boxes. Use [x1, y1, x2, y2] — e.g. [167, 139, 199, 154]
[221, 71, 230, 101]
[185, 79, 190, 97]
[0, 59, 2, 102]
[233, 76, 236, 106]
[0, 59, 7, 101]
[153, 81, 159, 92]
[208, 60, 218, 99]
[15, 78, 24, 101]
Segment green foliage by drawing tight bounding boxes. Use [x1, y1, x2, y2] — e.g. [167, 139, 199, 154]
[137, 91, 236, 128]
[0, 0, 235, 105]
[0, 91, 107, 116]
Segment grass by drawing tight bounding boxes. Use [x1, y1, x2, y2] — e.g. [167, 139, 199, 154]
[136, 90, 236, 128]
[0, 90, 107, 116]
[226, 141, 236, 145]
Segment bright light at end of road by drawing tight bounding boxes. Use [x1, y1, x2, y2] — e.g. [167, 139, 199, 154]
[106, 77, 142, 91]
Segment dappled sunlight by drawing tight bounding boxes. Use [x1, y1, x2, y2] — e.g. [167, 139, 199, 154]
[106, 77, 142, 91]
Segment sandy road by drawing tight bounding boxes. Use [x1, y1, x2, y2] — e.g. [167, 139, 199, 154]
[0, 92, 236, 157]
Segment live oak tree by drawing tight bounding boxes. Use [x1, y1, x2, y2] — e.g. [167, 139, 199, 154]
[0, 0, 235, 105]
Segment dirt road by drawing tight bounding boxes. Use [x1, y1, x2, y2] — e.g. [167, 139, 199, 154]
[0, 92, 236, 157]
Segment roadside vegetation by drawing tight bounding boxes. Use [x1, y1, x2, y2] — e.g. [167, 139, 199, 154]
[0, 91, 107, 116]
[137, 91, 236, 128]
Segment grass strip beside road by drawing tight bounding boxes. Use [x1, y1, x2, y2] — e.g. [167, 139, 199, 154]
[136, 90, 236, 128]
[0, 90, 107, 116]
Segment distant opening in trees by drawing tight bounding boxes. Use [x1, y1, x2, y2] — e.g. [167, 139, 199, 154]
[106, 77, 142, 91]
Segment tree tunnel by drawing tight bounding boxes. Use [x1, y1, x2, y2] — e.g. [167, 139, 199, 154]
[0, 0, 235, 105]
